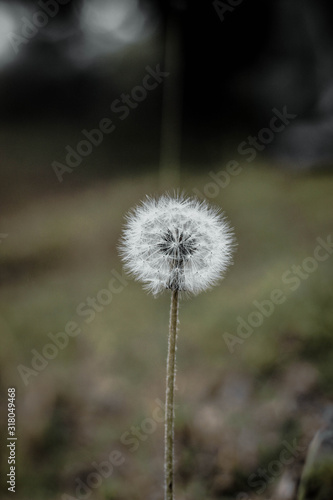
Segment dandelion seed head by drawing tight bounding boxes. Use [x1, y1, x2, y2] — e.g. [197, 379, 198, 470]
[119, 194, 235, 296]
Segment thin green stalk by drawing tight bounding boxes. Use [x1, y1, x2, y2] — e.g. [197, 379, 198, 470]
[164, 288, 179, 500]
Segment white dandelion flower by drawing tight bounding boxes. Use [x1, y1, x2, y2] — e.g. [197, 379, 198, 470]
[119, 194, 235, 296]
[118, 193, 236, 500]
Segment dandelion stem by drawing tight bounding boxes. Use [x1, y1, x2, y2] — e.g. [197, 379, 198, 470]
[165, 288, 179, 500]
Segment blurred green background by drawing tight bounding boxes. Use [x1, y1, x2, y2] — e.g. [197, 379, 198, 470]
[1, 1, 333, 499]
[1, 163, 332, 500]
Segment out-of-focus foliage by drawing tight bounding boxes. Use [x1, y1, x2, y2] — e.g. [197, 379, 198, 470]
[0, 163, 332, 499]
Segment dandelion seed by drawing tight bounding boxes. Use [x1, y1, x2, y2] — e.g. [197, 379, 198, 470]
[119, 194, 235, 296]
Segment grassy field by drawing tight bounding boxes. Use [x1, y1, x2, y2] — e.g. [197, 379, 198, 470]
[0, 163, 332, 500]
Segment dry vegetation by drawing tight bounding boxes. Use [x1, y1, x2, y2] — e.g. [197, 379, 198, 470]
[0, 164, 332, 499]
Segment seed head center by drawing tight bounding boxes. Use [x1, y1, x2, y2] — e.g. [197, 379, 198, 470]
[158, 228, 197, 263]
